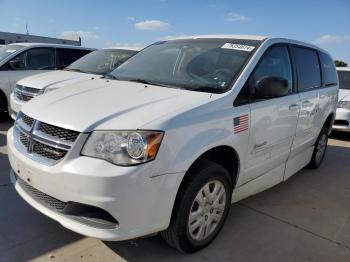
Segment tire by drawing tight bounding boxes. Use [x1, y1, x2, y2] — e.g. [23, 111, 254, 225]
[161, 160, 232, 253]
[307, 126, 328, 169]
[0, 93, 9, 122]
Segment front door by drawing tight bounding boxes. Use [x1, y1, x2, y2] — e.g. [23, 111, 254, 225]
[243, 45, 300, 184]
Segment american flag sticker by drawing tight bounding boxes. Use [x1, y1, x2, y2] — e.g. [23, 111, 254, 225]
[233, 114, 249, 134]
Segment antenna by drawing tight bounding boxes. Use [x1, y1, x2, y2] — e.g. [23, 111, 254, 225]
[25, 23, 29, 35]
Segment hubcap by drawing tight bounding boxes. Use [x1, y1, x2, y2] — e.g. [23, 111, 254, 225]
[188, 180, 226, 241]
[315, 133, 327, 164]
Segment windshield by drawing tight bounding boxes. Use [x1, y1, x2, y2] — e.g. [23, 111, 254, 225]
[0, 45, 23, 62]
[66, 49, 138, 75]
[337, 70, 350, 90]
[111, 39, 260, 93]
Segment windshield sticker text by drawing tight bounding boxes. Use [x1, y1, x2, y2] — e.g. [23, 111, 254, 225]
[222, 43, 255, 52]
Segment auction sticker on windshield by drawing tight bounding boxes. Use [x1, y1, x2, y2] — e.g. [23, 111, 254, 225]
[221, 43, 255, 52]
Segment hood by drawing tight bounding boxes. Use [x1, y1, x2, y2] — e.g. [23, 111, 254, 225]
[339, 89, 350, 101]
[17, 70, 99, 90]
[21, 79, 211, 132]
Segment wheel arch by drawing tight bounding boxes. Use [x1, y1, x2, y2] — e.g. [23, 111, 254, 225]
[0, 88, 8, 113]
[323, 113, 335, 134]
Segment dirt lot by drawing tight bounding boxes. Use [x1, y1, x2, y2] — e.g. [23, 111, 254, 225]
[1, 120, 350, 262]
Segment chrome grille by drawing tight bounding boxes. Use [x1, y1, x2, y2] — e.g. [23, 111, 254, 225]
[38, 122, 80, 143]
[14, 84, 41, 102]
[19, 133, 29, 147]
[33, 142, 67, 161]
[17, 177, 67, 211]
[22, 114, 34, 128]
[14, 112, 80, 165]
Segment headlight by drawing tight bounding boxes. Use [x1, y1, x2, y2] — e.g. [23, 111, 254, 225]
[338, 101, 350, 110]
[81, 130, 164, 166]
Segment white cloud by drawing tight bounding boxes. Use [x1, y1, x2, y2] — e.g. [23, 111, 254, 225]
[314, 35, 350, 44]
[134, 20, 170, 31]
[226, 12, 249, 22]
[60, 31, 100, 41]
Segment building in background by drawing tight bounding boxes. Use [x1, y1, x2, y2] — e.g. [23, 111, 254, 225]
[0, 31, 81, 46]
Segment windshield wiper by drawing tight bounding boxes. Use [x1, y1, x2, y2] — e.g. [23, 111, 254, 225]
[64, 68, 88, 74]
[124, 79, 171, 88]
[104, 74, 119, 80]
[187, 86, 221, 93]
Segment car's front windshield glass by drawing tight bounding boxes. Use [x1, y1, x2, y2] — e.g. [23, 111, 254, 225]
[0, 45, 23, 62]
[338, 70, 350, 90]
[66, 49, 138, 75]
[111, 39, 261, 93]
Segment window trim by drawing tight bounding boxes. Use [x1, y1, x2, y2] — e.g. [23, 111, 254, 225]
[233, 43, 296, 107]
[290, 44, 323, 93]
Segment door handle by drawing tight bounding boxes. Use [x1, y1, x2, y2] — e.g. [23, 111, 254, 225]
[289, 104, 299, 111]
[254, 141, 267, 149]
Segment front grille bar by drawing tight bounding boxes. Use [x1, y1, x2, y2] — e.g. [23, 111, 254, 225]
[14, 113, 80, 165]
[14, 85, 40, 102]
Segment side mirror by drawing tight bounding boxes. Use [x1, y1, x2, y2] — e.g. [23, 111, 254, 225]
[9, 59, 25, 70]
[255, 76, 289, 98]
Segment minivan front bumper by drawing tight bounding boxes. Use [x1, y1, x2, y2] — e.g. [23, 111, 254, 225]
[7, 127, 184, 241]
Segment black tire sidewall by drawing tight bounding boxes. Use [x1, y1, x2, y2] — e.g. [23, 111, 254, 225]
[310, 127, 328, 168]
[174, 162, 232, 252]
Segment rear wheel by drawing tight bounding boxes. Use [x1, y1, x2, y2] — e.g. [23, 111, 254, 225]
[161, 160, 232, 253]
[307, 126, 328, 169]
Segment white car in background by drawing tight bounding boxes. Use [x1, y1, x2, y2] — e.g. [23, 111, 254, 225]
[333, 67, 350, 132]
[10, 47, 141, 119]
[0, 43, 94, 120]
[8, 35, 337, 253]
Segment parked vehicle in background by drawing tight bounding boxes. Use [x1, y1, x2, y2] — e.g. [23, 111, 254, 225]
[10, 47, 142, 119]
[7, 35, 337, 253]
[333, 67, 350, 132]
[0, 43, 94, 120]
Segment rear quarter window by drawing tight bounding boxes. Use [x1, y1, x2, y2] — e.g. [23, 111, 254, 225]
[293, 47, 321, 91]
[319, 52, 338, 86]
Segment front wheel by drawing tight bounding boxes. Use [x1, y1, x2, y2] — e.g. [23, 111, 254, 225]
[161, 160, 232, 253]
[307, 126, 328, 169]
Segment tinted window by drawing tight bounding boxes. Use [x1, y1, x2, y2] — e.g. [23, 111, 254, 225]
[319, 52, 337, 86]
[56, 48, 92, 68]
[294, 47, 321, 91]
[26, 48, 55, 70]
[66, 49, 137, 75]
[252, 46, 293, 94]
[234, 46, 292, 105]
[338, 71, 350, 90]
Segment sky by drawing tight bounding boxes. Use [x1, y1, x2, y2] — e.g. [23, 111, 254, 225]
[0, 0, 349, 63]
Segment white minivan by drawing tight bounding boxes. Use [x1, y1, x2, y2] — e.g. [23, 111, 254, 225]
[0, 43, 93, 120]
[333, 67, 350, 131]
[8, 35, 338, 253]
[10, 47, 141, 119]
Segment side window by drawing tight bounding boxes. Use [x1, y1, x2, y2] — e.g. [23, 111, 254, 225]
[56, 49, 91, 69]
[25, 48, 55, 70]
[234, 46, 293, 105]
[293, 47, 321, 91]
[319, 52, 338, 86]
[7, 52, 26, 70]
